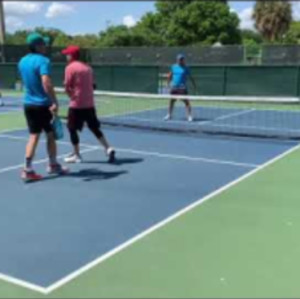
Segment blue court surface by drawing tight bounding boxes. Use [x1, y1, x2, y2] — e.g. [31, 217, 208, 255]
[0, 124, 297, 290]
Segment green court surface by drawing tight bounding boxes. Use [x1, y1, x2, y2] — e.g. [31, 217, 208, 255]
[1, 92, 300, 298]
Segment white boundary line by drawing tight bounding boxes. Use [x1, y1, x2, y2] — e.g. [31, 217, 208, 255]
[0, 133, 258, 169]
[0, 108, 22, 115]
[0, 134, 94, 149]
[200, 108, 256, 124]
[42, 143, 300, 295]
[206, 122, 300, 133]
[0, 146, 99, 174]
[109, 114, 300, 135]
[116, 148, 258, 168]
[0, 129, 298, 294]
[0, 127, 27, 134]
[0, 273, 46, 294]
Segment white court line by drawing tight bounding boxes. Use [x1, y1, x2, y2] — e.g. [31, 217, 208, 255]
[42, 143, 300, 295]
[0, 146, 98, 174]
[0, 273, 46, 294]
[206, 122, 300, 134]
[108, 109, 256, 126]
[0, 108, 22, 115]
[116, 148, 258, 168]
[0, 133, 258, 169]
[0, 129, 298, 294]
[0, 134, 94, 149]
[199, 108, 256, 124]
[112, 112, 300, 136]
[0, 127, 27, 134]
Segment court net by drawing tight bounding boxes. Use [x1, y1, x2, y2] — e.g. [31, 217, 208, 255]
[55, 88, 300, 140]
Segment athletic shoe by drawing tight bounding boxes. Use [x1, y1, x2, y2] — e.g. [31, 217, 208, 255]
[188, 115, 193, 122]
[47, 163, 69, 175]
[21, 169, 43, 183]
[164, 114, 172, 121]
[107, 148, 116, 164]
[64, 153, 83, 164]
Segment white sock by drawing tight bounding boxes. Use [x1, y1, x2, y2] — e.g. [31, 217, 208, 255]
[107, 147, 114, 155]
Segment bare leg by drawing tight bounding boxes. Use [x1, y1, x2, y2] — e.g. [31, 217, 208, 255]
[97, 135, 111, 151]
[183, 100, 193, 121]
[165, 99, 176, 120]
[90, 126, 115, 163]
[46, 131, 58, 165]
[89, 126, 111, 151]
[46, 131, 69, 173]
[25, 134, 40, 170]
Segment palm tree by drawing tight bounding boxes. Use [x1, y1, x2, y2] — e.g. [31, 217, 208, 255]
[253, 1, 292, 42]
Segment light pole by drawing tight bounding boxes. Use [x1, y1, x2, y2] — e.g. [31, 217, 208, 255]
[0, 1, 5, 45]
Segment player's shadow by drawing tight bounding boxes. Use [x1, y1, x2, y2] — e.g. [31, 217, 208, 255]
[27, 168, 128, 184]
[83, 157, 144, 166]
[68, 168, 128, 182]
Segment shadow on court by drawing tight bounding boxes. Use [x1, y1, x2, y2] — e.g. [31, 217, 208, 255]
[70, 169, 128, 182]
[26, 168, 128, 184]
[83, 157, 144, 166]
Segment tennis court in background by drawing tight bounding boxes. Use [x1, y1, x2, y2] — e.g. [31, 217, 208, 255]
[1, 90, 300, 298]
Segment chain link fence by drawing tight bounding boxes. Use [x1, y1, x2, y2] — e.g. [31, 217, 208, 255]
[1, 44, 300, 66]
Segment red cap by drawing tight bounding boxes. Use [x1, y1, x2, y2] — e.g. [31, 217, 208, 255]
[61, 45, 80, 56]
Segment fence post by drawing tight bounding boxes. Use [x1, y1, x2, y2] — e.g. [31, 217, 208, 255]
[111, 66, 114, 91]
[222, 66, 228, 96]
[297, 66, 300, 97]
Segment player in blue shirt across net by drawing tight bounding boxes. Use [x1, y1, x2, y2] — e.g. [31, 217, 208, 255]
[164, 54, 197, 122]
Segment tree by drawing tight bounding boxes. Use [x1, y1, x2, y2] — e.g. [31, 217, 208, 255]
[155, 1, 193, 17]
[98, 1, 241, 47]
[98, 25, 147, 47]
[72, 34, 100, 48]
[253, 1, 292, 42]
[4, 0, 241, 47]
[133, 12, 165, 46]
[162, 1, 241, 45]
[5, 30, 29, 45]
[283, 22, 300, 44]
[52, 33, 72, 47]
[241, 29, 263, 44]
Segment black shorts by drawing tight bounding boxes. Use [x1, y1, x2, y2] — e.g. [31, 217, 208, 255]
[67, 108, 100, 131]
[170, 88, 188, 97]
[24, 105, 53, 134]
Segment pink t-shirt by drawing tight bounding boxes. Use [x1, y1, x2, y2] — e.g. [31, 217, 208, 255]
[64, 61, 94, 109]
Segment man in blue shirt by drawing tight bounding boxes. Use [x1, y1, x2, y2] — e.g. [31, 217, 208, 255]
[19, 33, 68, 182]
[165, 54, 196, 122]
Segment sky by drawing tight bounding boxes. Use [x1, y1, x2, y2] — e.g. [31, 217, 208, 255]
[3, 1, 300, 35]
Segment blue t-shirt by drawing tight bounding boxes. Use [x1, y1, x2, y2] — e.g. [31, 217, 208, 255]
[170, 64, 190, 88]
[18, 53, 51, 106]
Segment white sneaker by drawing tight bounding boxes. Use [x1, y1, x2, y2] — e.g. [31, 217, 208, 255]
[64, 153, 82, 164]
[106, 148, 116, 164]
[188, 115, 193, 122]
[164, 114, 172, 121]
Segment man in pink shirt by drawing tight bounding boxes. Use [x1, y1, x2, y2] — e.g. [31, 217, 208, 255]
[62, 45, 115, 163]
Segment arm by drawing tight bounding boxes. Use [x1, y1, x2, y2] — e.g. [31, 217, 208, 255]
[39, 58, 58, 114]
[64, 68, 74, 99]
[42, 75, 58, 113]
